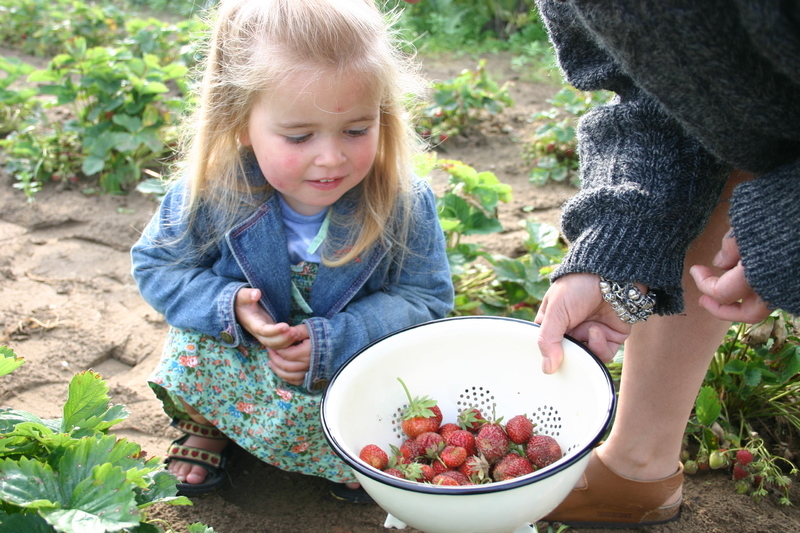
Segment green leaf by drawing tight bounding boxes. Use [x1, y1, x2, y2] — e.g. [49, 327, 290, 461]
[0, 346, 25, 377]
[112, 114, 143, 133]
[82, 156, 106, 177]
[0, 510, 54, 533]
[0, 457, 63, 509]
[694, 385, 721, 427]
[134, 469, 187, 508]
[61, 371, 128, 434]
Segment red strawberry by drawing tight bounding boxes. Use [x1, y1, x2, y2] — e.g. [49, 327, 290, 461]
[384, 467, 405, 479]
[401, 462, 435, 482]
[438, 423, 460, 441]
[459, 454, 490, 483]
[458, 407, 485, 433]
[525, 435, 562, 470]
[733, 464, 750, 481]
[735, 449, 754, 467]
[492, 452, 534, 481]
[416, 431, 446, 458]
[432, 473, 460, 486]
[475, 423, 509, 464]
[505, 415, 534, 445]
[359, 444, 389, 470]
[446, 429, 477, 456]
[431, 458, 451, 476]
[440, 445, 468, 468]
[439, 470, 471, 485]
[399, 438, 422, 463]
[398, 378, 442, 438]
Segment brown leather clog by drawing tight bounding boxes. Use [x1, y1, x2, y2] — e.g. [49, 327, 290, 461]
[543, 449, 683, 528]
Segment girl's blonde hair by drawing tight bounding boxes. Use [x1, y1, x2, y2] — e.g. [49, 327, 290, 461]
[180, 0, 425, 266]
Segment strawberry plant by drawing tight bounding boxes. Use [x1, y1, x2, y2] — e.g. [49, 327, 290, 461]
[0, 345, 213, 532]
[27, 36, 188, 193]
[413, 59, 513, 147]
[523, 86, 611, 187]
[0, 0, 125, 57]
[0, 56, 38, 137]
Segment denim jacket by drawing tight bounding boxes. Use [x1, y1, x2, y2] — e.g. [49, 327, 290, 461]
[131, 173, 454, 394]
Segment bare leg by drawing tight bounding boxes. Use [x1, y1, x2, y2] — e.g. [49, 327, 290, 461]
[596, 171, 752, 501]
[168, 399, 229, 485]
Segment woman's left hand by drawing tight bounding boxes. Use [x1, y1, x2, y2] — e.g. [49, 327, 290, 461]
[689, 231, 771, 323]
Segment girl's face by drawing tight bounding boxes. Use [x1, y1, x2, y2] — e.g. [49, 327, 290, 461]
[241, 70, 381, 215]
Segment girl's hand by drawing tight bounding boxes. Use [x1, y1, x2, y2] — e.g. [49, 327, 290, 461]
[535, 273, 631, 374]
[235, 288, 303, 349]
[268, 325, 311, 385]
[689, 231, 771, 323]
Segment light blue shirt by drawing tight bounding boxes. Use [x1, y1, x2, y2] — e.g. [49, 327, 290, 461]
[278, 195, 329, 264]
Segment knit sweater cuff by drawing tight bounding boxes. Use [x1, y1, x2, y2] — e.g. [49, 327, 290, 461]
[552, 216, 696, 315]
[729, 160, 800, 315]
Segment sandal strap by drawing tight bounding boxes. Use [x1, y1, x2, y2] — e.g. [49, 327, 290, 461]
[172, 418, 226, 440]
[167, 442, 225, 470]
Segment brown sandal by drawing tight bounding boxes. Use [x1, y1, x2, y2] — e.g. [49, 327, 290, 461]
[166, 418, 230, 496]
[543, 449, 683, 528]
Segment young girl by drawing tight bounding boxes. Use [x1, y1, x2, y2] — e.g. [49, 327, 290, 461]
[131, 0, 453, 503]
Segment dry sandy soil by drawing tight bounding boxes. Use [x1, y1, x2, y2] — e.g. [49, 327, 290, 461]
[2, 51, 800, 533]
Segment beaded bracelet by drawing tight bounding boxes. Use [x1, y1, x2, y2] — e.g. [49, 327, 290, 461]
[599, 277, 656, 324]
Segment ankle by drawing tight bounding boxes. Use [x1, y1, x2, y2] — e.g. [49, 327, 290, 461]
[596, 443, 680, 482]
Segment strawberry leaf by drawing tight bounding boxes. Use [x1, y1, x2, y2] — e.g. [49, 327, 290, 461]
[0, 346, 25, 377]
[61, 371, 128, 434]
[0, 456, 62, 509]
[135, 469, 192, 507]
[0, 511, 54, 533]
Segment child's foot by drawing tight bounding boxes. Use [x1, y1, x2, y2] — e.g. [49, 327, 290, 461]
[168, 434, 229, 485]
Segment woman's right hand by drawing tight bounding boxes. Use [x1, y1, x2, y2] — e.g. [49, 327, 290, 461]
[235, 288, 304, 349]
[534, 273, 631, 374]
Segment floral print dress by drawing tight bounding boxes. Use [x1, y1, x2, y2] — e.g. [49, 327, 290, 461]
[149, 262, 356, 483]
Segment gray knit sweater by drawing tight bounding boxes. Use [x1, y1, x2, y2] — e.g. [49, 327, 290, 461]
[539, 0, 800, 315]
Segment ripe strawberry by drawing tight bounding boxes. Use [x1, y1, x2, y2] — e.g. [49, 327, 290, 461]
[432, 473, 460, 486]
[399, 438, 422, 463]
[475, 423, 509, 464]
[440, 445, 468, 468]
[359, 444, 389, 470]
[733, 464, 750, 481]
[401, 462, 435, 482]
[446, 429, 477, 456]
[438, 423, 460, 441]
[735, 449, 754, 467]
[458, 406, 485, 433]
[416, 431, 446, 458]
[384, 467, 405, 479]
[459, 454, 490, 483]
[505, 415, 534, 445]
[439, 470, 471, 485]
[398, 378, 442, 438]
[525, 435, 562, 470]
[431, 458, 451, 476]
[492, 453, 534, 482]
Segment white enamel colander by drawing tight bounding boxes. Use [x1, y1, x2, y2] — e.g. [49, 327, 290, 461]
[321, 316, 616, 533]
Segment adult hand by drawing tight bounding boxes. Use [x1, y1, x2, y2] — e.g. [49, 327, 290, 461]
[235, 288, 304, 349]
[689, 231, 771, 323]
[534, 273, 631, 374]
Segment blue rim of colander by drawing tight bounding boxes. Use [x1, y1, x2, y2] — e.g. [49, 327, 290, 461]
[320, 315, 617, 495]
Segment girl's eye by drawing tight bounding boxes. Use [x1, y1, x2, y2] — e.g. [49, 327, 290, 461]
[346, 128, 369, 137]
[285, 134, 311, 144]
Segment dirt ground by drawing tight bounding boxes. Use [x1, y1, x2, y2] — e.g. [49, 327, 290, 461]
[2, 51, 800, 533]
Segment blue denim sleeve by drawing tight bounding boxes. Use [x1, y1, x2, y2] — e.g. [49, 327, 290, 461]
[130, 181, 249, 346]
[301, 179, 454, 393]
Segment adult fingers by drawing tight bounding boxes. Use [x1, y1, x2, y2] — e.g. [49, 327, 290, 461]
[690, 263, 753, 305]
[536, 310, 567, 375]
[712, 230, 741, 270]
[697, 293, 771, 323]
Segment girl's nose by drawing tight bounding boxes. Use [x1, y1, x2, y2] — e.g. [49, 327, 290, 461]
[314, 140, 346, 167]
